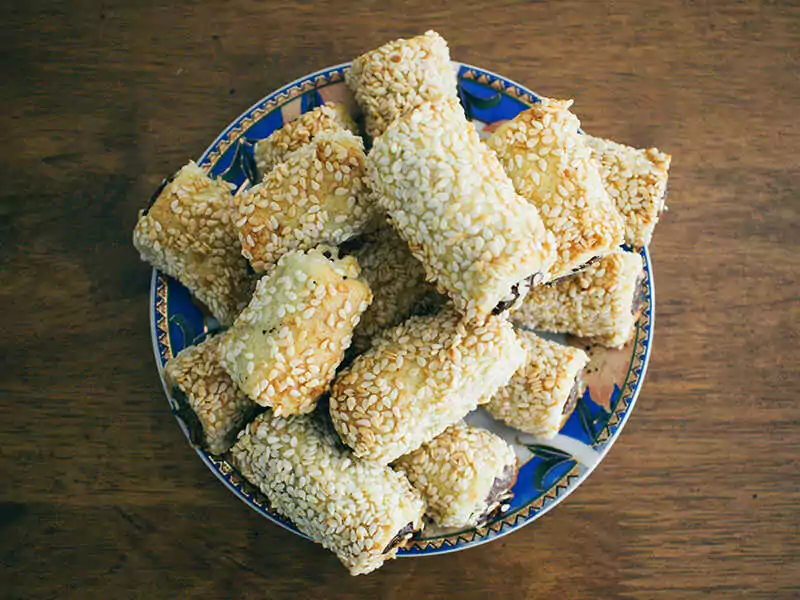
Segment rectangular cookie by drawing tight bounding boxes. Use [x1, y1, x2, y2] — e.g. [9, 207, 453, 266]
[486, 98, 624, 281]
[585, 135, 671, 248]
[394, 421, 518, 528]
[329, 307, 526, 464]
[486, 331, 589, 439]
[346, 30, 459, 139]
[367, 100, 557, 321]
[219, 247, 372, 415]
[254, 103, 358, 177]
[235, 129, 376, 272]
[231, 411, 425, 576]
[132, 161, 252, 326]
[512, 250, 644, 348]
[164, 334, 259, 454]
[347, 224, 442, 352]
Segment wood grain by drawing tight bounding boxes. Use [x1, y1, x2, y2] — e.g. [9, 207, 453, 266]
[1, 0, 799, 598]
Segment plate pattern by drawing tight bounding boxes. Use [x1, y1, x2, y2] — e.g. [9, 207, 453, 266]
[149, 62, 654, 555]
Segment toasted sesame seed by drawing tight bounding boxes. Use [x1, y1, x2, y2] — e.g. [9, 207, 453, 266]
[329, 307, 525, 464]
[395, 421, 517, 528]
[230, 411, 424, 575]
[219, 247, 373, 415]
[132, 161, 253, 326]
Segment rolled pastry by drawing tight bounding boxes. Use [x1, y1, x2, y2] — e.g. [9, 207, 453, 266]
[219, 247, 372, 415]
[164, 334, 258, 454]
[367, 100, 557, 321]
[585, 135, 671, 248]
[330, 307, 526, 464]
[231, 411, 425, 576]
[512, 250, 644, 348]
[254, 103, 358, 176]
[486, 98, 624, 281]
[132, 161, 252, 326]
[348, 224, 442, 352]
[486, 331, 589, 439]
[235, 130, 375, 272]
[394, 421, 518, 528]
[346, 30, 459, 139]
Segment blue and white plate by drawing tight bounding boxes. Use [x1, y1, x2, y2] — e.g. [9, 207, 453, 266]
[150, 62, 654, 555]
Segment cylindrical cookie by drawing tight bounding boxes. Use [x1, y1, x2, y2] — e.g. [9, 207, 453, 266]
[235, 130, 376, 272]
[329, 307, 527, 464]
[486, 98, 624, 281]
[394, 421, 518, 528]
[132, 161, 252, 326]
[367, 100, 557, 321]
[230, 411, 425, 576]
[219, 247, 372, 415]
[584, 134, 671, 248]
[345, 30, 459, 139]
[486, 331, 590, 439]
[512, 250, 645, 348]
[164, 334, 259, 454]
[254, 103, 358, 176]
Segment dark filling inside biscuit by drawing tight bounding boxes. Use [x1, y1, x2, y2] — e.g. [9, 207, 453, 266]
[550, 256, 602, 284]
[143, 172, 177, 216]
[382, 521, 416, 554]
[477, 463, 518, 523]
[171, 388, 205, 447]
[492, 272, 542, 315]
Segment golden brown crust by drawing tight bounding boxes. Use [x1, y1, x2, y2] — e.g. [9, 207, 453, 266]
[512, 250, 644, 348]
[487, 99, 624, 281]
[235, 130, 376, 273]
[219, 247, 372, 415]
[367, 100, 557, 321]
[345, 30, 459, 138]
[254, 103, 358, 176]
[132, 161, 253, 326]
[349, 224, 439, 352]
[394, 421, 517, 528]
[330, 307, 526, 464]
[164, 334, 258, 454]
[486, 331, 589, 438]
[231, 411, 425, 575]
[585, 135, 671, 247]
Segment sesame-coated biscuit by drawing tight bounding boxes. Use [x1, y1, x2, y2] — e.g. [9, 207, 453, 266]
[346, 30, 459, 139]
[486, 331, 589, 439]
[254, 103, 358, 177]
[348, 224, 442, 353]
[394, 421, 518, 528]
[487, 98, 624, 281]
[368, 100, 557, 321]
[231, 411, 425, 575]
[219, 247, 372, 415]
[330, 307, 526, 464]
[585, 135, 671, 248]
[164, 334, 259, 454]
[132, 161, 253, 326]
[235, 130, 376, 273]
[512, 250, 644, 348]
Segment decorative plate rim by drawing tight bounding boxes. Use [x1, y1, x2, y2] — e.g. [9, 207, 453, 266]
[147, 61, 655, 556]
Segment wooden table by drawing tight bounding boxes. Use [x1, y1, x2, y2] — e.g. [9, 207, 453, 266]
[2, 1, 798, 598]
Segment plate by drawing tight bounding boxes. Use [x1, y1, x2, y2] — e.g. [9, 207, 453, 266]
[149, 62, 654, 555]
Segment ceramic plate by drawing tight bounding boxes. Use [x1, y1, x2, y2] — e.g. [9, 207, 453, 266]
[149, 62, 654, 555]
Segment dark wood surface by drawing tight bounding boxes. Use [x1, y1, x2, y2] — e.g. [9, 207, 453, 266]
[2, 1, 799, 598]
